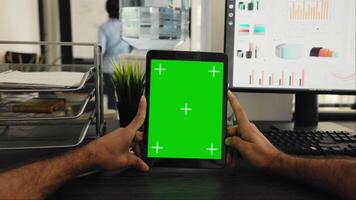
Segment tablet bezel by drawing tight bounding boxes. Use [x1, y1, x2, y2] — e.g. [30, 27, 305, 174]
[143, 50, 228, 168]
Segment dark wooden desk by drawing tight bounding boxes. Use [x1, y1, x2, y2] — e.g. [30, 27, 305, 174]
[49, 161, 340, 200]
[2, 121, 354, 200]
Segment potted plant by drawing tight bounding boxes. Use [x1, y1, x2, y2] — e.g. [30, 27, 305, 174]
[112, 62, 145, 127]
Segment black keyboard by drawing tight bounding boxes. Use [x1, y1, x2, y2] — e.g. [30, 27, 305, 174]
[262, 130, 356, 156]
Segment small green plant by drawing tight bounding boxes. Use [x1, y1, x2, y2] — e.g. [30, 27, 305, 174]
[111, 61, 145, 126]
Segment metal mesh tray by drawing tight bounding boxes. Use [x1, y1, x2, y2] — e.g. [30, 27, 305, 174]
[0, 88, 95, 122]
[0, 64, 95, 92]
[0, 111, 95, 150]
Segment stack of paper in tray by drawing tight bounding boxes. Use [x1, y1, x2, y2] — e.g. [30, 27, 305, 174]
[0, 70, 87, 88]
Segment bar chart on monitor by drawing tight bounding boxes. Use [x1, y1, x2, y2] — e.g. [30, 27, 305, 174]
[289, 0, 330, 21]
[246, 69, 306, 88]
[231, 0, 355, 91]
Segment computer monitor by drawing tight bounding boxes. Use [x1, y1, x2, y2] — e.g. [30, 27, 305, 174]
[224, 0, 356, 129]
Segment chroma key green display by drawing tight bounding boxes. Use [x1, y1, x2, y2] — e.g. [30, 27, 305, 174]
[147, 59, 224, 159]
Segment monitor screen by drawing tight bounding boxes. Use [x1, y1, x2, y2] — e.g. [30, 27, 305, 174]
[225, 0, 356, 93]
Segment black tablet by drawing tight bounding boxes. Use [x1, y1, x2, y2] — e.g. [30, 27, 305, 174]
[144, 50, 228, 168]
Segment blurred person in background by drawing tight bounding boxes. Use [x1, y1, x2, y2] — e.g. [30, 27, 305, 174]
[98, 0, 131, 110]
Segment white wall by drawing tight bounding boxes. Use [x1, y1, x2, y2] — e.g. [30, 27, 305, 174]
[0, 0, 40, 63]
[71, 0, 107, 58]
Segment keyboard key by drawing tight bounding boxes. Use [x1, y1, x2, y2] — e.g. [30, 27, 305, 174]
[331, 147, 342, 151]
[310, 146, 318, 151]
[320, 137, 335, 144]
[321, 147, 329, 151]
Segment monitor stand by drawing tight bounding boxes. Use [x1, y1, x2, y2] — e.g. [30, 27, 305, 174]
[272, 94, 353, 132]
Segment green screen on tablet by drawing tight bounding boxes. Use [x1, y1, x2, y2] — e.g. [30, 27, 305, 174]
[147, 59, 224, 159]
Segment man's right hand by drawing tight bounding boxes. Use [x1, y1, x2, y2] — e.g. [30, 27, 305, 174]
[225, 90, 285, 169]
[84, 96, 149, 172]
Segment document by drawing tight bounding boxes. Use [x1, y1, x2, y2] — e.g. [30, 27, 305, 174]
[0, 70, 87, 88]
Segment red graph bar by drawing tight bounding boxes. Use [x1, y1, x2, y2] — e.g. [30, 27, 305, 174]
[281, 71, 285, 86]
[272, 73, 275, 85]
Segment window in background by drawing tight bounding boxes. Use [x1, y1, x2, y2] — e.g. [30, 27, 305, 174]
[318, 95, 356, 122]
[319, 95, 356, 108]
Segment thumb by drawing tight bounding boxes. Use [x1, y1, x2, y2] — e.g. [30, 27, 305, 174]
[127, 154, 150, 172]
[225, 136, 249, 151]
[127, 96, 147, 135]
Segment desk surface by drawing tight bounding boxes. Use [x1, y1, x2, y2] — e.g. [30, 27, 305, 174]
[48, 161, 341, 200]
[2, 121, 354, 200]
